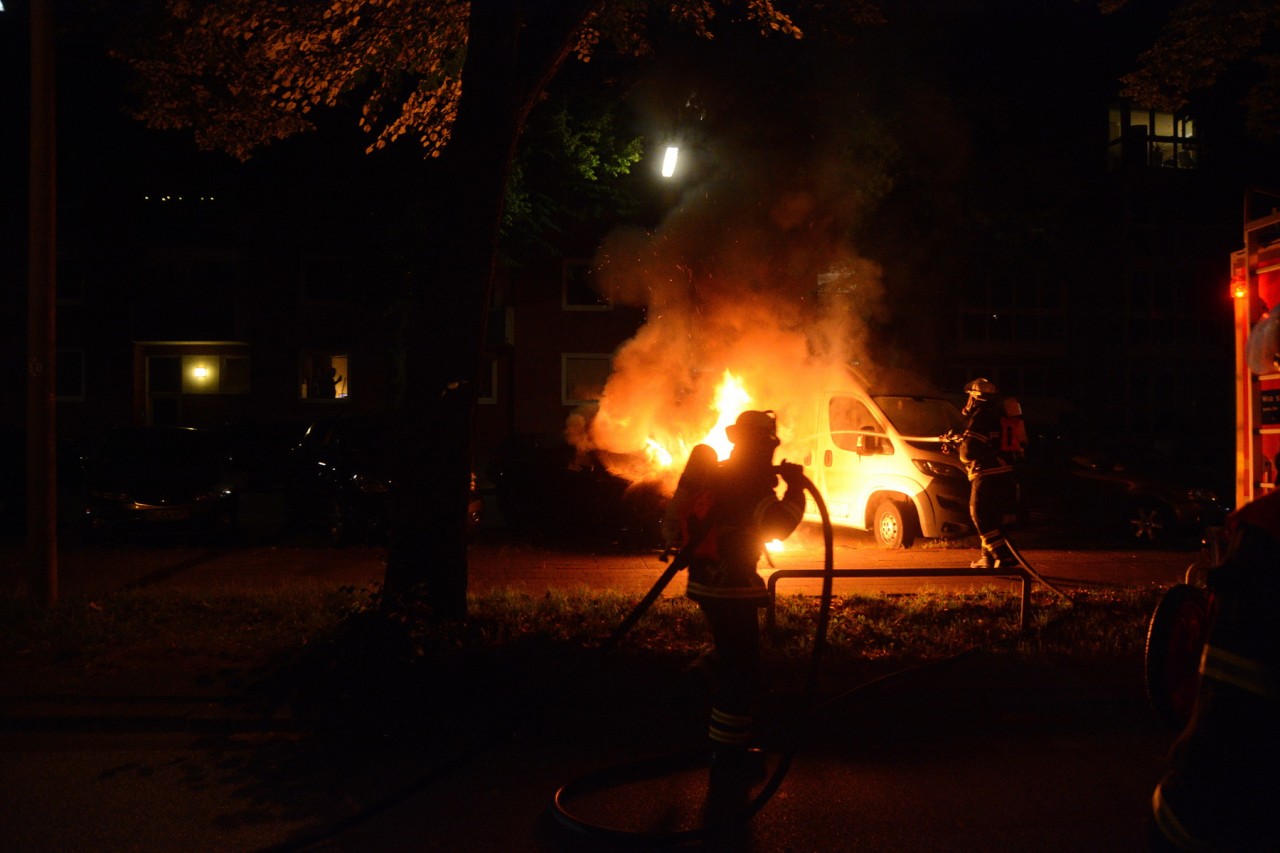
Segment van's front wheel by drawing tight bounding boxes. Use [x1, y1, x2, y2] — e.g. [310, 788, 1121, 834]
[872, 498, 917, 549]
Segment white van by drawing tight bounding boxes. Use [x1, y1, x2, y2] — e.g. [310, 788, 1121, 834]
[776, 367, 973, 548]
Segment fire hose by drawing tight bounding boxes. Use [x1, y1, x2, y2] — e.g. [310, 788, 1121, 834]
[548, 469, 837, 844]
[549, 471, 1075, 846]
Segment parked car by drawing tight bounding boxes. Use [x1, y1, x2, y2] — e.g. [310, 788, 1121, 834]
[80, 427, 244, 541]
[289, 416, 482, 546]
[1015, 443, 1230, 546]
[212, 420, 309, 493]
[486, 433, 665, 548]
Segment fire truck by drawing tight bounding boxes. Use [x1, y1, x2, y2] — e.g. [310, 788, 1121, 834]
[1230, 191, 1280, 509]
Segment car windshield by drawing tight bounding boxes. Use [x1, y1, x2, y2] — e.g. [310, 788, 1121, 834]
[872, 395, 964, 437]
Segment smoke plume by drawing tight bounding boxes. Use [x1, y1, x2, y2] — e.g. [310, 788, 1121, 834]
[566, 41, 896, 490]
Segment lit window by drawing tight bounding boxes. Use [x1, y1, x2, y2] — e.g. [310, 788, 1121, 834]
[184, 356, 220, 393]
[1108, 103, 1197, 170]
[301, 352, 350, 400]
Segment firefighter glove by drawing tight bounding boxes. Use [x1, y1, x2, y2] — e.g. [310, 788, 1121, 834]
[777, 461, 804, 487]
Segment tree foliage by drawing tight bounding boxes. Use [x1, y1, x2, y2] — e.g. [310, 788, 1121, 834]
[116, 0, 880, 162]
[501, 87, 646, 263]
[1106, 0, 1280, 140]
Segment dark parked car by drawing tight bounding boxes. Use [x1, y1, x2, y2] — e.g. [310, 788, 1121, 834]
[80, 427, 244, 540]
[289, 416, 482, 546]
[486, 433, 665, 548]
[212, 420, 309, 493]
[1015, 444, 1230, 546]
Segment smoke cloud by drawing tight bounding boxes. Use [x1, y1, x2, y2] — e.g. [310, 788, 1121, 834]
[566, 41, 900, 490]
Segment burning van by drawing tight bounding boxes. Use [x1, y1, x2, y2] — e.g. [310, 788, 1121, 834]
[581, 362, 974, 550]
[772, 367, 973, 548]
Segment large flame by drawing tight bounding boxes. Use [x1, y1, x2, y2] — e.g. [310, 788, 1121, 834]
[638, 370, 753, 483]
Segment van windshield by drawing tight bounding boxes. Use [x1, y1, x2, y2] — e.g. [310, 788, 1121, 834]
[872, 396, 964, 437]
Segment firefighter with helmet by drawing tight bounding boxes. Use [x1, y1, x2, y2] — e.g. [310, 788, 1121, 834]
[661, 410, 806, 789]
[1149, 490, 1280, 850]
[958, 378, 1019, 569]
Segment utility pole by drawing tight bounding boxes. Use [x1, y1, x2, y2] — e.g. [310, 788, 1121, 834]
[27, 0, 58, 607]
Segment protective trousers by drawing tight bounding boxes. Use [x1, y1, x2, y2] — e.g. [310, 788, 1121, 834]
[970, 471, 1017, 566]
[696, 597, 762, 750]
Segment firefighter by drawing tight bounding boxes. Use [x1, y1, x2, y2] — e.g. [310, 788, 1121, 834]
[957, 378, 1018, 569]
[661, 410, 806, 784]
[1149, 490, 1280, 851]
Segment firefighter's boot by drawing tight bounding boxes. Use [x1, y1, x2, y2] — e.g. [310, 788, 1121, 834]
[970, 547, 996, 570]
[974, 530, 1017, 570]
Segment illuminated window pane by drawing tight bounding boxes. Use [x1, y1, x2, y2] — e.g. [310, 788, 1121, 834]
[301, 352, 350, 400]
[183, 356, 220, 394]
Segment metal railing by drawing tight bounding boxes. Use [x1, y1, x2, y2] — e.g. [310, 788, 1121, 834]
[766, 565, 1035, 632]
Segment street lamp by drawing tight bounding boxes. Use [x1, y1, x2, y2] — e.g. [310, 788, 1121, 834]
[661, 146, 679, 179]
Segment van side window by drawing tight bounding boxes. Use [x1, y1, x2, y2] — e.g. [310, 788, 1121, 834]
[830, 396, 882, 452]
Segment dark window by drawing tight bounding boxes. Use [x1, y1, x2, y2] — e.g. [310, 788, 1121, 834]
[148, 356, 183, 394]
[563, 260, 610, 310]
[562, 354, 611, 404]
[220, 356, 251, 394]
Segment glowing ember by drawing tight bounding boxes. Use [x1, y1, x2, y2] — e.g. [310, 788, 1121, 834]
[765, 538, 785, 553]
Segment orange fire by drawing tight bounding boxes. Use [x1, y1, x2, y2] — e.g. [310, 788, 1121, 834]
[634, 369, 793, 554]
[641, 369, 753, 477]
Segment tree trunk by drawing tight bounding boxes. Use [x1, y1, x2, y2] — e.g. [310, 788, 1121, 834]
[383, 0, 597, 618]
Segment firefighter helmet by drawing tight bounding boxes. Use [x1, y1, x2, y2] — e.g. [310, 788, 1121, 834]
[964, 378, 998, 399]
[725, 410, 779, 447]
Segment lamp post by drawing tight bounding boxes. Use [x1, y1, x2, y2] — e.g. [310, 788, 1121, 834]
[27, 0, 58, 607]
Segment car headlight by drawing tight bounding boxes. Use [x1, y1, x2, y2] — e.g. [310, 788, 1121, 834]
[913, 459, 965, 479]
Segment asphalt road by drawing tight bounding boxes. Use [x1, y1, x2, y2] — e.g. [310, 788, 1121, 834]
[0, 490, 1204, 601]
